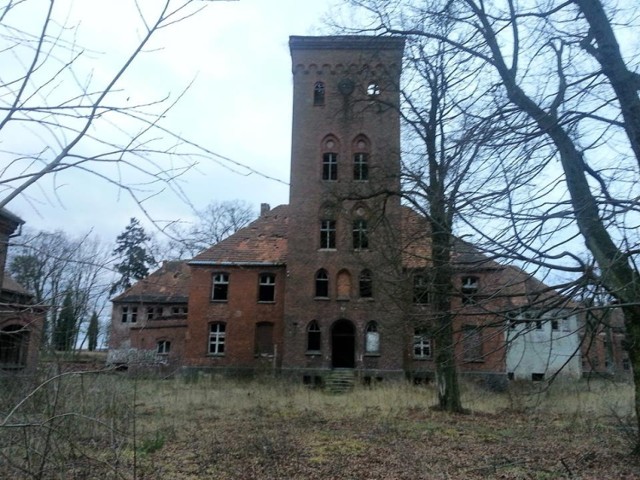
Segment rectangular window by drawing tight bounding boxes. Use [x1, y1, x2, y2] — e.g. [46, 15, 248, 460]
[307, 321, 321, 351]
[359, 270, 372, 298]
[171, 306, 188, 315]
[121, 306, 138, 323]
[320, 220, 336, 249]
[208, 323, 226, 355]
[255, 322, 274, 356]
[353, 153, 369, 181]
[212, 273, 229, 302]
[462, 325, 483, 362]
[413, 330, 431, 359]
[352, 220, 369, 250]
[561, 317, 571, 332]
[322, 153, 337, 180]
[461, 276, 479, 305]
[147, 306, 158, 321]
[551, 319, 559, 331]
[258, 273, 276, 302]
[157, 340, 171, 355]
[365, 323, 379, 353]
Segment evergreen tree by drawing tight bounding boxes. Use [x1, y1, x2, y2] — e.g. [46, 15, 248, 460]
[54, 290, 77, 351]
[87, 311, 99, 351]
[110, 218, 155, 295]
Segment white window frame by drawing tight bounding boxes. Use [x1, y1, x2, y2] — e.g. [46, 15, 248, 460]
[208, 323, 226, 355]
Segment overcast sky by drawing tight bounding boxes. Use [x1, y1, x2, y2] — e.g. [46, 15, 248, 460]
[4, 0, 345, 243]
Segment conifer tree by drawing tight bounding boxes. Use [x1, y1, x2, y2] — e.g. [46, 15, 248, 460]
[110, 218, 156, 295]
[87, 311, 99, 351]
[54, 290, 76, 351]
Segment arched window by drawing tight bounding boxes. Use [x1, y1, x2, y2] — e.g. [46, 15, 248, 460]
[365, 322, 379, 354]
[353, 135, 370, 181]
[359, 270, 372, 298]
[208, 323, 226, 355]
[315, 269, 329, 298]
[313, 81, 325, 105]
[322, 136, 339, 181]
[307, 320, 321, 351]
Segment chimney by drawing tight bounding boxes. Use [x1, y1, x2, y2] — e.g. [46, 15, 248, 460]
[260, 203, 271, 216]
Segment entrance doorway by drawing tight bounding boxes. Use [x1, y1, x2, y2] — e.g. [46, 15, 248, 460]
[331, 319, 355, 368]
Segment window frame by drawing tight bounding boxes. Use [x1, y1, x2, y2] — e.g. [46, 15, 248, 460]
[208, 322, 226, 356]
[359, 269, 373, 298]
[255, 321, 275, 356]
[413, 330, 431, 359]
[211, 272, 230, 302]
[320, 220, 336, 249]
[353, 152, 369, 181]
[413, 274, 431, 305]
[157, 340, 171, 355]
[461, 276, 479, 305]
[352, 219, 369, 250]
[365, 322, 380, 354]
[258, 273, 276, 303]
[322, 152, 338, 181]
[121, 305, 138, 323]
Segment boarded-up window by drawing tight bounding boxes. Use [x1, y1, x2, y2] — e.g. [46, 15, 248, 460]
[307, 321, 321, 351]
[365, 322, 379, 353]
[255, 322, 274, 356]
[337, 270, 351, 299]
[462, 325, 483, 362]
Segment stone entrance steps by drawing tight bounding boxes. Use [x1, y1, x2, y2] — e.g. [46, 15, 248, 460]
[325, 368, 355, 394]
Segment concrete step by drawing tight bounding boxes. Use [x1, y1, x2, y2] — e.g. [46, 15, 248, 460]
[325, 368, 355, 394]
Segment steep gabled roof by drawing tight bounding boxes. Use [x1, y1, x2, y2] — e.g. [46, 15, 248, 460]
[112, 261, 190, 304]
[2, 273, 31, 297]
[190, 205, 289, 265]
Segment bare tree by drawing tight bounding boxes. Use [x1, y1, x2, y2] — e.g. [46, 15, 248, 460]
[346, 0, 640, 449]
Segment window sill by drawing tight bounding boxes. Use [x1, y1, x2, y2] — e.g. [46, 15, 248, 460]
[254, 354, 274, 358]
[413, 357, 432, 361]
[305, 351, 321, 357]
[337, 297, 350, 302]
[207, 354, 225, 358]
[359, 297, 374, 302]
[210, 300, 228, 304]
[257, 301, 276, 304]
[364, 353, 380, 357]
[314, 297, 330, 301]
[318, 248, 337, 252]
[463, 359, 485, 364]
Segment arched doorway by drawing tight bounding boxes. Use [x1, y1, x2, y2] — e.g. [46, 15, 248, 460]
[331, 319, 355, 368]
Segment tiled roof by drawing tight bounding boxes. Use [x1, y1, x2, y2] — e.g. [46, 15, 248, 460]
[112, 261, 190, 303]
[190, 205, 289, 265]
[400, 206, 498, 270]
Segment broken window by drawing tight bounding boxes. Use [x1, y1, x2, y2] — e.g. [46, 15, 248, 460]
[208, 323, 226, 355]
[0, 325, 29, 367]
[313, 81, 325, 106]
[322, 152, 338, 181]
[359, 270, 372, 298]
[367, 82, 380, 96]
[307, 320, 321, 351]
[258, 273, 276, 302]
[255, 322, 274, 356]
[461, 276, 479, 305]
[315, 269, 329, 298]
[365, 322, 380, 354]
[320, 220, 336, 249]
[413, 330, 431, 359]
[352, 220, 369, 250]
[157, 340, 171, 355]
[413, 274, 431, 304]
[462, 325, 483, 362]
[147, 306, 159, 321]
[353, 152, 369, 181]
[121, 306, 138, 323]
[211, 273, 229, 302]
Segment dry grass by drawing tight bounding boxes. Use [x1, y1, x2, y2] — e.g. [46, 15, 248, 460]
[1, 372, 639, 479]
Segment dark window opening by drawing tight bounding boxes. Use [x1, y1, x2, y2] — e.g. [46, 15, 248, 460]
[551, 319, 559, 331]
[353, 153, 369, 181]
[258, 273, 276, 302]
[121, 306, 138, 323]
[413, 274, 431, 304]
[208, 323, 226, 355]
[147, 306, 158, 321]
[157, 340, 171, 355]
[623, 358, 631, 371]
[171, 305, 188, 315]
[322, 152, 337, 180]
[315, 269, 329, 298]
[212, 273, 229, 302]
[313, 81, 325, 106]
[352, 220, 369, 250]
[307, 320, 321, 351]
[255, 322, 274, 356]
[531, 373, 545, 382]
[359, 270, 372, 298]
[320, 220, 336, 249]
[0, 325, 29, 367]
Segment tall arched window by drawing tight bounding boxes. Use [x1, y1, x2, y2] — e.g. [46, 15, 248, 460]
[352, 219, 369, 250]
[322, 136, 339, 181]
[313, 81, 325, 106]
[365, 322, 379, 354]
[307, 320, 321, 351]
[353, 135, 370, 181]
[315, 269, 329, 298]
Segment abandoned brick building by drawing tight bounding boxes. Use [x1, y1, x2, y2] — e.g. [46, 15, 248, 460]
[0, 208, 45, 370]
[109, 36, 629, 383]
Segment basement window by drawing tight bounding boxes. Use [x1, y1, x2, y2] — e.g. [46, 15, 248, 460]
[531, 373, 545, 382]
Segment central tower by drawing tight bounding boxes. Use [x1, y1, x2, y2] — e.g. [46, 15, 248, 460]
[283, 36, 405, 379]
